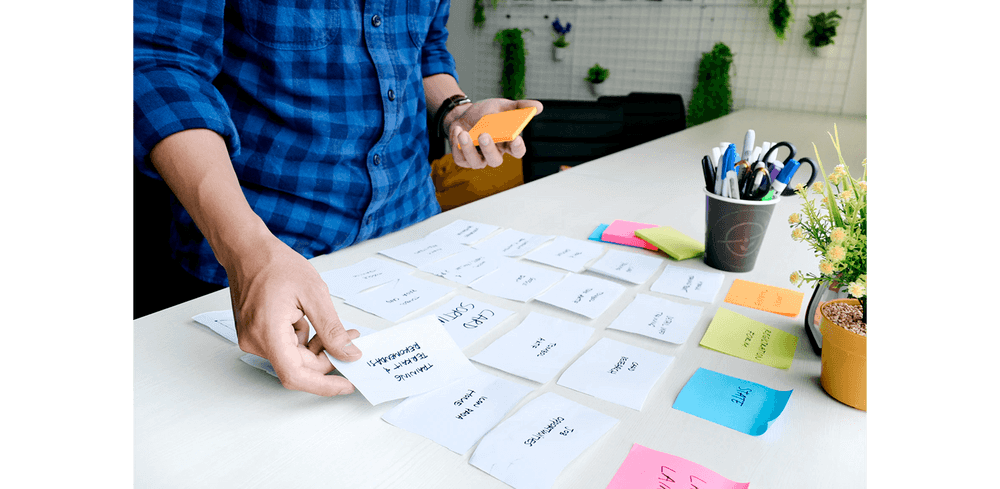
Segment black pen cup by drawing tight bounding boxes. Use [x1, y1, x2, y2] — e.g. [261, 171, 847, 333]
[703, 189, 781, 272]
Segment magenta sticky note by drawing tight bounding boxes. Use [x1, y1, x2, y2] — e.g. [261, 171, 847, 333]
[602, 220, 658, 251]
[606, 444, 749, 489]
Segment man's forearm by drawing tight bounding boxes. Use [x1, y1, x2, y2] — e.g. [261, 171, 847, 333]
[148, 128, 272, 271]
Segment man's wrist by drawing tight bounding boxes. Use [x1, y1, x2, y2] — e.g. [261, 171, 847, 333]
[442, 102, 472, 137]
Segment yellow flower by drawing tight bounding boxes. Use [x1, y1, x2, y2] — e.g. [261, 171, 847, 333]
[790, 271, 803, 285]
[793, 183, 806, 195]
[847, 281, 866, 297]
[830, 228, 847, 242]
[788, 213, 801, 225]
[839, 190, 852, 201]
[818, 260, 835, 275]
[857, 181, 867, 192]
[827, 245, 846, 262]
[834, 164, 849, 176]
[828, 173, 842, 185]
[811, 181, 825, 194]
[791, 228, 805, 241]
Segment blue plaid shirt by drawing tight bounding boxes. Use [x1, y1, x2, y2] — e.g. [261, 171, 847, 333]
[134, 0, 456, 285]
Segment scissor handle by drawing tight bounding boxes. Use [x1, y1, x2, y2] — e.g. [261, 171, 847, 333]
[762, 141, 797, 166]
[781, 156, 818, 196]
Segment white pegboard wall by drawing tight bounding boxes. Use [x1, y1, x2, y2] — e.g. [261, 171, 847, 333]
[471, 0, 865, 116]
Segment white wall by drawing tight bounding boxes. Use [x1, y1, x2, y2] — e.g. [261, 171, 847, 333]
[447, 0, 866, 117]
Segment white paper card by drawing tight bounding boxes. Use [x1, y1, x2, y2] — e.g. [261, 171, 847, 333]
[427, 219, 500, 245]
[522, 236, 605, 272]
[471, 312, 593, 383]
[418, 248, 507, 286]
[469, 392, 618, 489]
[345, 275, 453, 322]
[325, 315, 478, 405]
[586, 248, 664, 285]
[468, 261, 565, 302]
[649, 265, 726, 303]
[607, 293, 705, 344]
[421, 295, 516, 349]
[378, 236, 468, 268]
[240, 322, 377, 378]
[534, 272, 627, 319]
[193, 310, 239, 344]
[556, 337, 674, 410]
[381, 370, 533, 454]
[473, 229, 553, 257]
[319, 257, 412, 299]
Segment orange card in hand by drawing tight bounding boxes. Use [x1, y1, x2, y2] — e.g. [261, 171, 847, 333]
[458, 106, 537, 149]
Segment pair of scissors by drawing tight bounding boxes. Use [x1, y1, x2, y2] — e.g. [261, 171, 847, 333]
[761, 141, 818, 195]
[739, 165, 772, 200]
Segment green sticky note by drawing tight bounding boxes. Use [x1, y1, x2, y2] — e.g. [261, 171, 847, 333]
[699, 308, 798, 369]
[634, 226, 704, 260]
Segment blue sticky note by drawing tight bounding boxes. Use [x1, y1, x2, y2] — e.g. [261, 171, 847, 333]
[672, 368, 792, 436]
[588, 223, 609, 241]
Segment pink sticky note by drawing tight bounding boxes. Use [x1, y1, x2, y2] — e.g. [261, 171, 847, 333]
[606, 444, 749, 489]
[602, 220, 658, 251]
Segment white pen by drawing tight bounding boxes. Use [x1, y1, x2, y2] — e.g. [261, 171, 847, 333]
[750, 147, 762, 165]
[711, 146, 721, 171]
[759, 141, 772, 163]
[727, 171, 741, 200]
[741, 130, 755, 162]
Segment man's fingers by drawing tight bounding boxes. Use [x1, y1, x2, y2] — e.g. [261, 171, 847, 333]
[516, 98, 544, 115]
[300, 287, 362, 363]
[478, 133, 504, 167]
[452, 126, 486, 169]
[269, 342, 356, 396]
[506, 136, 527, 159]
[293, 316, 311, 345]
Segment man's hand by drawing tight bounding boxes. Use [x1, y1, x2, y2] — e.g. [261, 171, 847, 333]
[227, 234, 363, 396]
[150, 129, 363, 397]
[444, 98, 544, 169]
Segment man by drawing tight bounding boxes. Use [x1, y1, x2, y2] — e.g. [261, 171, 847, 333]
[134, 0, 541, 396]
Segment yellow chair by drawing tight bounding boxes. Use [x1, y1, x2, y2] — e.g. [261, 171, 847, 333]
[430, 153, 524, 212]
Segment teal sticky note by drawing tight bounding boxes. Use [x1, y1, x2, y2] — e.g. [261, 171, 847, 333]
[672, 368, 792, 436]
[588, 223, 609, 241]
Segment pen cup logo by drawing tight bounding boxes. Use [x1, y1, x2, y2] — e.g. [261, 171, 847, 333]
[716, 210, 766, 257]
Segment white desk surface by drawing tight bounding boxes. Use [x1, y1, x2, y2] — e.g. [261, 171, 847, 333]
[135, 109, 867, 488]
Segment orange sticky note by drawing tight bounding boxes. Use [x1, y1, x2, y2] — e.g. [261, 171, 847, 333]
[724, 279, 805, 317]
[461, 107, 537, 148]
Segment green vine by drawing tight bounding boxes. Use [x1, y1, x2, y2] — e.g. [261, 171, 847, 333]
[494, 28, 529, 100]
[686, 42, 734, 127]
[769, 0, 793, 42]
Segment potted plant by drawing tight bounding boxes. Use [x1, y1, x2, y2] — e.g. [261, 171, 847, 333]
[788, 125, 867, 411]
[584, 63, 610, 97]
[495, 28, 530, 100]
[686, 42, 733, 127]
[803, 10, 842, 55]
[551, 17, 572, 61]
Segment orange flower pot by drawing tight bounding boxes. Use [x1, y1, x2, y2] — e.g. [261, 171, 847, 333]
[819, 298, 866, 411]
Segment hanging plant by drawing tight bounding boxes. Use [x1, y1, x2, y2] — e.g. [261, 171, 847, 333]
[769, 0, 794, 42]
[495, 28, 530, 100]
[686, 42, 734, 127]
[804, 10, 842, 49]
[473, 0, 499, 29]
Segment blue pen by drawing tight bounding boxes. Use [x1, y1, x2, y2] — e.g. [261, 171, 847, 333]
[770, 159, 801, 195]
[715, 144, 737, 195]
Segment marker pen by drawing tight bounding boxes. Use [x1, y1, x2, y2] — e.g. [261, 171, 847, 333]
[770, 159, 801, 195]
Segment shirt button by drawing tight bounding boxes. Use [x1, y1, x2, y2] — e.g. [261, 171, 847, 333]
[387, 89, 395, 101]
[373, 154, 381, 166]
[371, 14, 381, 27]
[367, 216, 374, 225]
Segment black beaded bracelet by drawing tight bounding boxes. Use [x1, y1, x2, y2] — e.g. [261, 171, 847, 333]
[434, 94, 471, 139]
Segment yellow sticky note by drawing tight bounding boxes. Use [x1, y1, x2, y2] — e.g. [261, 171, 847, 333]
[634, 226, 704, 260]
[724, 279, 805, 317]
[700, 308, 798, 369]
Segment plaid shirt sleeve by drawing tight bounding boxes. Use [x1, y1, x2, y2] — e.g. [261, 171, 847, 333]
[420, 0, 458, 80]
[133, 0, 240, 178]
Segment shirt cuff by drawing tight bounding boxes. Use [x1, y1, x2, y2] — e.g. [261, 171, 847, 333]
[133, 67, 240, 180]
